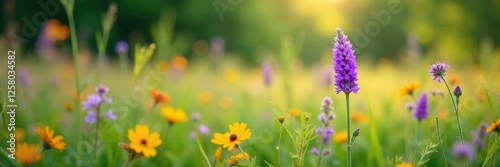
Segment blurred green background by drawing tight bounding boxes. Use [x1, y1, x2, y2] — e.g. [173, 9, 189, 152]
[2, 0, 500, 64]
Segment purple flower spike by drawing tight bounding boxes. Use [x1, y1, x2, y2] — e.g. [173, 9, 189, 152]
[323, 126, 334, 145]
[414, 93, 428, 121]
[261, 61, 273, 86]
[85, 111, 97, 124]
[429, 62, 450, 83]
[115, 40, 129, 54]
[452, 142, 476, 161]
[311, 147, 319, 156]
[105, 109, 116, 120]
[333, 28, 359, 94]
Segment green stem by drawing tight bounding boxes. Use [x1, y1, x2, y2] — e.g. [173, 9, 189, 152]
[345, 93, 351, 167]
[441, 76, 467, 166]
[195, 133, 212, 167]
[93, 105, 102, 165]
[435, 116, 448, 167]
[277, 125, 283, 167]
[316, 139, 325, 167]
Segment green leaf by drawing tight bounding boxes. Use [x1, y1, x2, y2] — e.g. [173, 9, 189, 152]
[485, 90, 499, 116]
[132, 43, 157, 83]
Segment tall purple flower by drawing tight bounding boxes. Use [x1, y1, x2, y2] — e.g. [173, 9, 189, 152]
[452, 142, 476, 161]
[414, 93, 428, 121]
[333, 28, 359, 94]
[429, 62, 449, 83]
[261, 61, 273, 86]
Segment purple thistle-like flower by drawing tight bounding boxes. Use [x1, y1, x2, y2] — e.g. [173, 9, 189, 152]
[452, 142, 476, 161]
[261, 61, 273, 86]
[311, 147, 320, 156]
[472, 136, 485, 149]
[429, 62, 450, 83]
[414, 93, 428, 121]
[105, 109, 116, 120]
[333, 28, 359, 94]
[199, 124, 210, 135]
[115, 40, 129, 54]
[85, 111, 97, 124]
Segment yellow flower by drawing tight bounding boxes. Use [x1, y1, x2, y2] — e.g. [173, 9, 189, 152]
[225, 153, 250, 165]
[211, 123, 252, 151]
[333, 130, 348, 143]
[150, 89, 170, 104]
[171, 55, 188, 71]
[15, 143, 42, 165]
[128, 125, 162, 158]
[399, 83, 419, 96]
[160, 106, 188, 125]
[486, 118, 500, 133]
[351, 111, 369, 123]
[223, 68, 240, 83]
[289, 108, 300, 117]
[219, 96, 232, 109]
[156, 60, 169, 73]
[396, 162, 414, 167]
[198, 91, 214, 105]
[35, 126, 66, 151]
[214, 147, 222, 160]
[2, 129, 24, 142]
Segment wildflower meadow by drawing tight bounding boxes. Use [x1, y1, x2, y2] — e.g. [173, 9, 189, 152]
[1, 0, 500, 167]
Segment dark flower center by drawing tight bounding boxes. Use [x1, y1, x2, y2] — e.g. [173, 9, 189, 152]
[229, 134, 237, 141]
[141, 139, 147, 146]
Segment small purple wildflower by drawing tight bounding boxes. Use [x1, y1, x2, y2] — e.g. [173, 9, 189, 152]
[452, 142, 476, 161]
[115, 40, 129, 54]
[85, 111, 97, 124]
[311, 147, 319, 156]
[323, 126, 334, 145]
[429, 62, 450, 83]
[315, 127, 323, 135]
[199, 124, 210, 135]
[333, 27, 359, 94]
[321, 96, 333, 113]
[414, 93, 428, 121]
[319, 113, 328, 124]
[82, 86, 112, 110]
[261, 61, 273, 86]
[406, 102, 415, 112]
[210, 36, 225, 53]
[191, 112, 201, 122]
[105, 109, 116, 120]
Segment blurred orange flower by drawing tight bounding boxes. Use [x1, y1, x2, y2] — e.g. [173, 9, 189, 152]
[15, 143, 42, 165]
[288, 108, 300, 117]
[35, 126, 66, 151]
[150, 89, 170, 104]
[171, 55, 188, 71]
[333, 130, 348, 143]
[156, 60, 169, 73]
[396, 162, 414, 167]
[486, 118, 500, 133]
[351, 111, 369, 123]
[225, 153, 250, 165]
[213, 147, 222, 160]
[198, 91, 214, 105]
[45, 19, 69, 41]
[399, 83, 419, 96]
[447, 75, 460, 85]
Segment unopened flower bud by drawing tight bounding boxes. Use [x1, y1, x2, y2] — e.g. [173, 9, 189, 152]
[454, 86, 462, 97]
[278, 116, 285, 124]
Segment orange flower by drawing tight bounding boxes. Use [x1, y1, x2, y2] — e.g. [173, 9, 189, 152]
[333, 130, 348, 143]
[213, 147, 222, 160]
[225, 153, 250, 165]
[399, 83, 419, 96]
[64, 101, 73, 112]
[156, 60, 169, 73]
[288, 108, 300, 117]
[35, 126, 66, 151]
[486, 118, 500, 133]
[211, 123, 252, 151]
[351, 111, 369, 123]
[396, 162, 414, 167]
[45, 19, 69, 41]
[171, 55, 188, 71]
[150, 89, 170, 104]
[198, 91, 214, 105]
[447, 75, 460, 85]
[15, 143, 42, 165]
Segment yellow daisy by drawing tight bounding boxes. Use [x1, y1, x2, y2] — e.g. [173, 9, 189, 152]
[211, 123, 252, 151]
[333, 130, 348, 143]
[396, 162, 414, 167]
[399, 83, 419, 96]
[225, 153, 250, 165]
[15, 142, 42, 165]
[486, 118, 500, 133]
[128, 125, 162, 158]
[160, 106, 188, 125]
[35, 126, 66, 151]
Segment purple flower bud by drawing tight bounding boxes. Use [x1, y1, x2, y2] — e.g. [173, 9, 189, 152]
[319, 113, 327, 124]
[414, 93, 428, 121]
[333, 28, 359, 94]
[452, 142, 476, 161]
[191, 112, 201, 122]
[105, 109, 116, 120]
[199, 124, 210, 135]
[429, 62, 450, 83]
[96, 85, 109, 96]
[328, 113, 336, 120]
[261, 61, 273, 86]
[85, 111, 97, 124]
[321, 96, 333, 113]
[454, 86, 462, 97]
[323, 126, 334, 145]
[115, 40, 129, 54]
[315, 127, 323, 135]
[323, 149, 331, 156]
[311, 147, 319, 156]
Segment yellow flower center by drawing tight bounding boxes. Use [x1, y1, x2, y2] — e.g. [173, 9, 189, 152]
[230, 134, 237, 141]
[141, 139, 147, 146]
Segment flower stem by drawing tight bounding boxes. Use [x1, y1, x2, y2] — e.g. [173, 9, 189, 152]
[435, 116, 449, 167]
[93, 106, 101, 164]
[345, 93, 352, 167]
[441, 76, 467, 166]
[277, 124, 283, 167]
[316, 140, 325, 167]
[121, 154, 132, 167]
[29, 148, 43, 167]
[195, 132, 212, 167]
